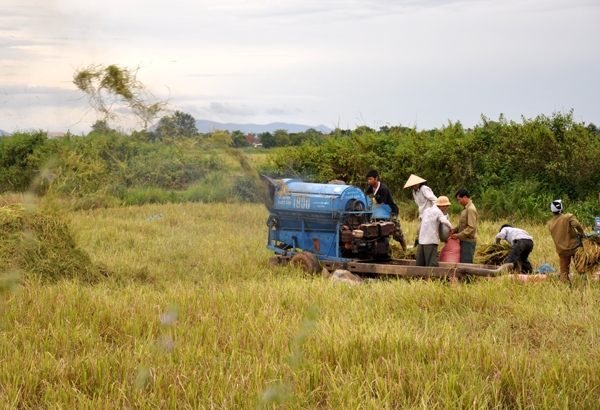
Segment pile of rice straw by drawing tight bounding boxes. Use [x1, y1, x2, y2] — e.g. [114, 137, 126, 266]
[474, 242, 512, 266]
[0, 204, 102, 282]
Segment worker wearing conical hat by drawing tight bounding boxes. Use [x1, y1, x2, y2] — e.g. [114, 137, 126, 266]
[404, 174, 437, 245]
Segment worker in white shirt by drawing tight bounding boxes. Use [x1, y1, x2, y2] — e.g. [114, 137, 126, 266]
[416, 196, 453, 267]
[404, 174, 437, 246]
[494, 224, 534, 273]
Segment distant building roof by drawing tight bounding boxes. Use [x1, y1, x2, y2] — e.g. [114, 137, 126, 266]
[245, 134, 263, 147]
[245, 134, 260, 144]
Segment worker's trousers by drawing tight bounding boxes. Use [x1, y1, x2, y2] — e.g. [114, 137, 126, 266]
[507, 239, 534, 273]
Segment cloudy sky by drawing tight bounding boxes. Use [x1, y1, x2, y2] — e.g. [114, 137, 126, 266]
[2, 0, 599, 134]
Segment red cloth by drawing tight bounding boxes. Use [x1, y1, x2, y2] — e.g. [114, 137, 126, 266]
[439, 238, 461, 263]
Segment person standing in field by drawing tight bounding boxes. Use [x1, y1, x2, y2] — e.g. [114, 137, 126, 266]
[450, 188, 478, 263]
[404, 174, 437, 246]
[365, 169, 407, 250]
[416, 196, 453, 267]
[547, 199, 585, 284]
[495, 224, 534, 273]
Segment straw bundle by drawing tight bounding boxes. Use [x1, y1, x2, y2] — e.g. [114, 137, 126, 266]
[474, 242, 512, 265]
[390, 242, 417, 260]
[275, 180, 291, 195]
[0, 204, 102, 282]
[575, 236, 600, 273]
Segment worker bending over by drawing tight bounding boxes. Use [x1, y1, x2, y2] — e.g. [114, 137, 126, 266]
[495, 224, 534, 273]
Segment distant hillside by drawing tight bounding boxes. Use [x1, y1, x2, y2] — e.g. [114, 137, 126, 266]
[0, 129, 10, 137]
[195, 120, 332, 134]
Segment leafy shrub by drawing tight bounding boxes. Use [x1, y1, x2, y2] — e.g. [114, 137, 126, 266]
[266, 111, 600, 221]
[25, 131, 226, 197]
[0, 131, 47, 192]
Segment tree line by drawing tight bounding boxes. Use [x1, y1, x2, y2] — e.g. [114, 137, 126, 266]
[89, 110, 326, 148]
[2, 108, 598, 222]
[264, 111, 600, 223]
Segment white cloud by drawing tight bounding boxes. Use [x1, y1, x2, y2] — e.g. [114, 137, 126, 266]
[1, 0, 598, 133]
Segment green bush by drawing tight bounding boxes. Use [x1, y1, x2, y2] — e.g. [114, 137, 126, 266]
[0, 131, 47, 192]
[266, 111, 600, 221]
[22, 131, 226, 197]
[2, 112, 597, 222]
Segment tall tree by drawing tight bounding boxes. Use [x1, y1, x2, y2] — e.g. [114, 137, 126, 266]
[231, 130, 249, 148]
[156, 111, 198, 139]
[90, 119, 114, 134]
[273, 129, 291, 147]
[259, 132, 276, 148]
[290, 128, 323, 146]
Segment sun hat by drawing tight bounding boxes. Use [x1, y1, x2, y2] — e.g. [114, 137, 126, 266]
[436, 196, 451, 206]
[404, 174, 426, 188]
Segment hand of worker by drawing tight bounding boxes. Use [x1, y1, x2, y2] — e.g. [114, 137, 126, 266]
[450, 233, 458, 240]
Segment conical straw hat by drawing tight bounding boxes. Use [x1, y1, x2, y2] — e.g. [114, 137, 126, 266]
[404, 174, 426, 188]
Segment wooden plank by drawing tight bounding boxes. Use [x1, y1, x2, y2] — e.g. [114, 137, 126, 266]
[344, 262, 461, 278]
[388, 259, 511, 277]
[271, 255, 510, 278]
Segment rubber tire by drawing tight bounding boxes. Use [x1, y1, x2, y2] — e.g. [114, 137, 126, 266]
[290, 252, 321, 275]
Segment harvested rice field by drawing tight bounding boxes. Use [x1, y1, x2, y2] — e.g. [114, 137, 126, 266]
[1, 202, 600, 409]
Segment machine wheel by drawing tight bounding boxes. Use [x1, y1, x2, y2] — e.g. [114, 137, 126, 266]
[290, 252, 321, 275]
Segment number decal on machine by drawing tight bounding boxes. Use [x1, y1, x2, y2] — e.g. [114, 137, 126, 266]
[293, 197, 311, 209]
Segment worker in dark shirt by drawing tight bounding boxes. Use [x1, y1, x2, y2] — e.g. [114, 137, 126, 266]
[365, 170, 406, 250]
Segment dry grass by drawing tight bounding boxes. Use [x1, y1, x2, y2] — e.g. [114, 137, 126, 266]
[218, 148, 268, 171]
[1, 202, 598, 408]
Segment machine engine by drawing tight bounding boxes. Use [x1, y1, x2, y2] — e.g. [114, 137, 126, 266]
[340, 221, 395, 259]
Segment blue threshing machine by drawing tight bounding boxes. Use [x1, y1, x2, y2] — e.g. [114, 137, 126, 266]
[262, 176, 509, 279]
